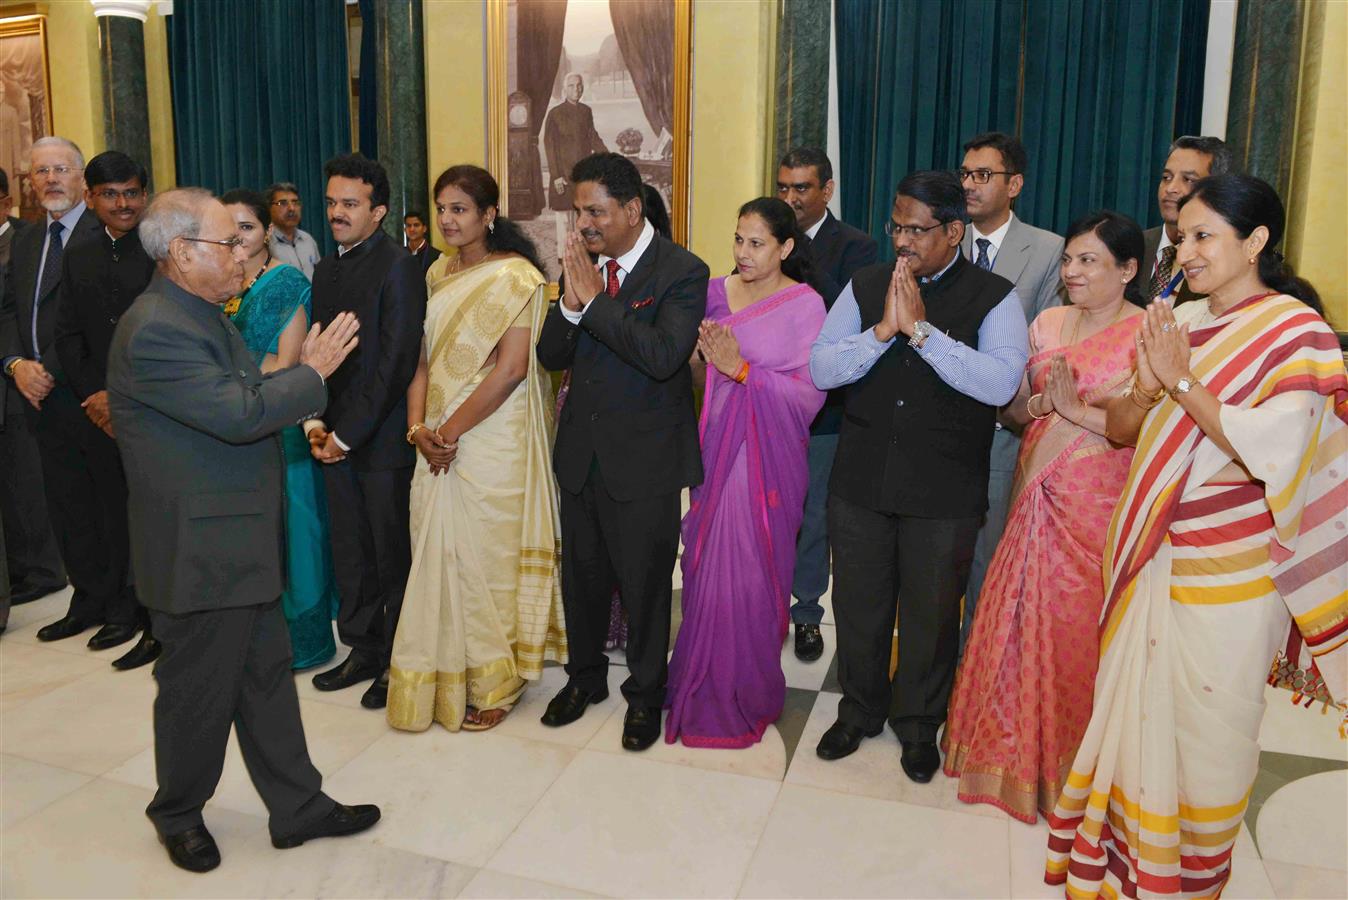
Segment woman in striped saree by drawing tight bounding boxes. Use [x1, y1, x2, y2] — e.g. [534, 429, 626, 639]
[1046, 174, 1347, 898]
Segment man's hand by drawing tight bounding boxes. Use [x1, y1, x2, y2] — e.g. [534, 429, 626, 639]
[315, 432, 346, 464]
[561, 230, 603, 313]
[13, 360, 55, 409]
[874, 259, 924, 342]
[307, 425, 329, 461]
[82, 390, 111, 429]
[299, 311, 360, 380]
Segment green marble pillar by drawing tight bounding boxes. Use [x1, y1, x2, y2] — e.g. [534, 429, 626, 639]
[98, 14, 153, 180]
[370, 0, 428, 236]
[773, 0, 832, 167]
[1226, 0, 1305, 197]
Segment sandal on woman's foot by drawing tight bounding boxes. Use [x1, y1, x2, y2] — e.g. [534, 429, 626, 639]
[462, 704, 512, 731]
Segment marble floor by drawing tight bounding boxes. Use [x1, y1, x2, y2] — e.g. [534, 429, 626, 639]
[2, 586, 1346, 899]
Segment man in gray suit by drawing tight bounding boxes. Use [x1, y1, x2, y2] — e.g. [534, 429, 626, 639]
[107, 189, 379, 873]
[957, 132, 1064, 649]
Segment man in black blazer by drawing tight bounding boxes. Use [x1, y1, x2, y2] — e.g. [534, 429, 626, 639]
[108, 188, 378, 873]
[403, 210, 441, 276]
[305, 154, 425, 709]
[776, 147, 878, 662]
[537, 152, 709, 751]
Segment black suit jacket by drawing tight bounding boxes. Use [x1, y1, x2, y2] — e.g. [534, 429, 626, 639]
[809, 211, 880, 307]
[412, 242, 442, 277]
[0, 215, 25, 269]
[537, 234, 709, 501]
[310, 229, 425, 471]
[1137, 225, 1203, 306]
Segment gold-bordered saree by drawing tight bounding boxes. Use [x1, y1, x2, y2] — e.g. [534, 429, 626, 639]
[388, 255, 567, 732]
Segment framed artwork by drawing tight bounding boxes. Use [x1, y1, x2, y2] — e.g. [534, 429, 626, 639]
[0, 12, 51, 222]
[487, 0, 692, 281]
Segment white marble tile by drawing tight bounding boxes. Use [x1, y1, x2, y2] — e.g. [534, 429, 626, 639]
[780, 623, 835, 691]
[293, 662, 381, 710]
[784, 691, 1001, 818]
[1262, 860, 1348, 900]
[1222, 858, 1278, 900]
[0, 753, 94, 828]
[0, 665, 156, 774]
[1256, 769, 1348, 871]
[0, 588, 71, 635]
[490, 663, 625, 748]
[487, 750, 780, 897]
[583, 703, 787, 781]
[0, 640, 107, 713]
[1232, 821, 1260, 860]
[1257, 684, 1348, 762]
[1007, 818, 1060, 899]
[322, 727, 576, 867]
[455, 869, 606, 899]
[104, 698, 392, 818]
[739, 783, 1009, 898]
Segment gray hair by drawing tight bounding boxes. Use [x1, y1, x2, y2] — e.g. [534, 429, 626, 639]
[1169, 135, 1234, 177]
[140, 188, 215, 262]
[31, 136, 85, 169]
[266, 181, 300, 203]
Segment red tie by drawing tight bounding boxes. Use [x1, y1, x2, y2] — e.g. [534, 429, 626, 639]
[605, 259, 621, 297]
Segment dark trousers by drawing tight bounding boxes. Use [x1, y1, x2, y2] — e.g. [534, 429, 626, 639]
[559, 461, 680, 708]
[1, 386, 65, 591]
[26, 383, 139, 625]
[322, 463, 412, 665]
[828, 493, 981, 742]
[146, 600, 333, 838]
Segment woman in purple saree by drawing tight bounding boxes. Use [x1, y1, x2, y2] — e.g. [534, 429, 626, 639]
[665, 198, 826, 748]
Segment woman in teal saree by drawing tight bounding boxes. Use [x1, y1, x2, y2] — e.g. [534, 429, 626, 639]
[221, 190, 339, 669]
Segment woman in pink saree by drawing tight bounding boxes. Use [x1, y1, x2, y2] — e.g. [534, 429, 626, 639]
[942, 211, 1146, 820]
[665, 198, 826, 748]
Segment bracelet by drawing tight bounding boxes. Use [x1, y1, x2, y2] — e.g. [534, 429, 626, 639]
[732, 361, 750, 384]
[1027, 393, 1052, 420]
[406, 422, 426, 444]
[1128, 381, 1166, 410]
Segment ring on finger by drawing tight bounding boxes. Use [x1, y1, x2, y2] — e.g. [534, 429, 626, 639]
[1161, 322, 1175, 333]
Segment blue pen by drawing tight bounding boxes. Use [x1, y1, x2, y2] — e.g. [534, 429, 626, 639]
[1158, 270, 1184, 304]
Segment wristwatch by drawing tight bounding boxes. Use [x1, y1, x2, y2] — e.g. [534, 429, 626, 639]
[3, 358, 22, 378]
[1168, 376, 1195, 398]
[908, 320, 933, 349]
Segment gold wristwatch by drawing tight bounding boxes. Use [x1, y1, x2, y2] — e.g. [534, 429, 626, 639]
[3, 357, 23, 378]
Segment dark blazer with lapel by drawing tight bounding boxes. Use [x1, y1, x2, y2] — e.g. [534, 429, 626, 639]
[960, 213, 1064, 323]
[809, 211, 879, 306]
[310, 228, 425, 471]
[107, 274, 327, 615]
[0, 215, 26, 269]
[413, 242, 442, 276]
[1137, 225, 1202, 305]
[537, 233, 709, 501]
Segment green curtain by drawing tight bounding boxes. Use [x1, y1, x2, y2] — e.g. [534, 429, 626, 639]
[837, 0, 1209, 243]
[169, 0, 352, 256]
[1226, 0, 1305, 197]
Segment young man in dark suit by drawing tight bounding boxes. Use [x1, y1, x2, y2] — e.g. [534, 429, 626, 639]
[403, 210, 441, 275]
[536, 152, 709, 751]
[305, 154, 425, 710]
[776, 147, 879, 662]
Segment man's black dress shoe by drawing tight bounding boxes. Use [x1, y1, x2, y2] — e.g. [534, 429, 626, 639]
[540, 683, 609, 727]
[10, 580, 66, 606]
[87, 622, 138, 651]
[794, 623, 825, 662]
[621, 705, 662, 751]
[899, 740, 941, 783]
[311, 651, 382, 692]
[112, 633, 162, 670]
[159, 824, 221, 873]
[271, 803, 381, 849]
[815, 718, 882, 760]
[36, 614, 95, 642]
[360, 669, 389, 709]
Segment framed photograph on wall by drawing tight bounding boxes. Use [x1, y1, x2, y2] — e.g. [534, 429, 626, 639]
[0, 12, 52, 222]
[487, 0, 692, 282]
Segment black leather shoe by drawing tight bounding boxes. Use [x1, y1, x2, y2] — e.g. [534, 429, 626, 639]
[311, 651, 381, 692]
[112, 633, 162, 670]
[360, 669, 389, 709]
[540, 683, 609, 727]
[815, 719, 882, 761]
[794, 623, 825, 662]
[621, 705, 662, 751]
[10, 580, 67, 606]
[271, 803, 381, 849]
[159, 824, 221, 873]
[899, 740, 941, 783]
[36, 614, 96, 642]
[87, 622, 138, 651]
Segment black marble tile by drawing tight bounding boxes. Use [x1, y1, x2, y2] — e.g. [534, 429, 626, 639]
[778, 686, 820, 770]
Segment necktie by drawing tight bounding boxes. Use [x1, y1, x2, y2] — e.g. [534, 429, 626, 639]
[33, 220, 65, 359]
[604, 259, 621, 297]
[974, 238, 992, 271]
[1151, 244, 1177, 300]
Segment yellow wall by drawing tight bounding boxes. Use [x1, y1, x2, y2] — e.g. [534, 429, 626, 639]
[143, 10, 176, 189]
[423, 0, 487, 252]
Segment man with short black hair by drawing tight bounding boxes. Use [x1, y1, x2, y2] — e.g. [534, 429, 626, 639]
[1136, 135, 1233, 305]
[267, 181, 320, 279]
[403, 210, 440, 275]
[775, 146, 878, 662]
[809, 170, 1028, 782]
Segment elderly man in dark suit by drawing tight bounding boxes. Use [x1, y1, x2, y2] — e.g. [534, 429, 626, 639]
[537, 152, 709, 752]
[775, 147, 879, 662]
[107, 188, 378, 873]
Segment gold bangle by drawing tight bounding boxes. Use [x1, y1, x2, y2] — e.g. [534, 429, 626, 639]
[406, 422, 426, 444]
[733, 361, 750, 384]
[1028, 393, 1052, 420]
[1129, 382, 1165, 409]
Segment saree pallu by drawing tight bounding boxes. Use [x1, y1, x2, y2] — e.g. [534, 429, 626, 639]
[664, 278, 825, 748]
[943, 307, 1139, 823]
[388, 256, 567, 733]
[1046, 293, 1348, 899]
[228, 264, 339, 669]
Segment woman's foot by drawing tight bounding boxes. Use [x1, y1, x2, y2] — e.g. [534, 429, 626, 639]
[463, 705, 511, 731]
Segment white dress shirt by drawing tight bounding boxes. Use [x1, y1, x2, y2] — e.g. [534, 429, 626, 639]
[804, 211, 830, 241]
[968, 214, 1014, 268]
[561, 219, 656, 324]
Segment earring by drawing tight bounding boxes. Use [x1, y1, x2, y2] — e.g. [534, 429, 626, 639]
[488, 220, 495, 233]
[1248, 256, 1255, 265]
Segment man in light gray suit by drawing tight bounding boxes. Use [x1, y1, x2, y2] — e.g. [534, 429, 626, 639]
[957, 132, 1064, 649]
[107, 189, 379, 873]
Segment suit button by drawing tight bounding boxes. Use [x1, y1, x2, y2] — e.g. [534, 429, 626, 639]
[108, 316, 117, 324]
[895, 400, 904, 407]
[590, 413, 599, 421]
[239, 370, 247, 377]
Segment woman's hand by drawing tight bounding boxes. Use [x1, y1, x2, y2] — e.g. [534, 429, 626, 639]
[416, 427, 457, 475]
[1140, 300, 1192, 391]
[1044, 355, 1085, 421]
[696, 320, 745, 379]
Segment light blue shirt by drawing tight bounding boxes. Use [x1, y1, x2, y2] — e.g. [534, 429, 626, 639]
[5, 201, 86, 369]
[269, 227, 320, 280]
[809, 254, 1028, 407]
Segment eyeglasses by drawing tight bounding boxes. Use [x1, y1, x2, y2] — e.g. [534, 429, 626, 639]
[94, 188, 145, 202]
[33, 165, 81, 178]
[179, 236, 246, 250]
[271, 198, 302, 208]
[957, 168, 1015, 184]
[884, 219, 947, 238]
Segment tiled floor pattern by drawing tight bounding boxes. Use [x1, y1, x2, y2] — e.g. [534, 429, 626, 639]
[3, 587, 1346, 899]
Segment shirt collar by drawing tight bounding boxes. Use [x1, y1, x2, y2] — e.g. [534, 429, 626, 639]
[969, 212, 1014, 255]
[47, 200, 87, 235]
[0, 220, 10, 240]
[804, 210, 830, 241]
[1157, 227, 1175, 256]
[273, 228, 301, 247]
[598, 218, 655, 275]
[919, 251, 961, 284]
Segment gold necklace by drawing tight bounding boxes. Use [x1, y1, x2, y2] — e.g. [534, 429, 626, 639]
[1069, 300, 1124, 345]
